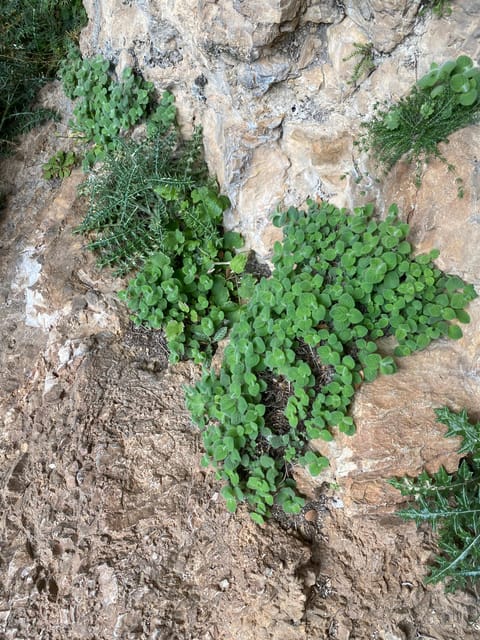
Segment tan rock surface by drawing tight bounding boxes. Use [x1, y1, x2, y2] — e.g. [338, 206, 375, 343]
[3, 1, 480, 632]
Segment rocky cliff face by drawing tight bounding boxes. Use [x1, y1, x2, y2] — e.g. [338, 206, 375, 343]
[2, 4, 480, 637]
[79, 0, 480, 507]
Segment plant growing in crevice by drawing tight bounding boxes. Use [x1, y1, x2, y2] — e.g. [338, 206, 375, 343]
[119, 221, 247, 364]
[60, 48, 155, 167]
[343, 42, 376, 87]
[43, 150, 77, 180]
[420, 0, 453, 17]
[186, 200, 477, 523]
[77, 90, 203, 273]
[357, 55, 480, 195]
[77, 85, 247, 363]
[391, 407, 480, 592]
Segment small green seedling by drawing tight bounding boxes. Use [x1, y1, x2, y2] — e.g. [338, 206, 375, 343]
[43, 150, 77, 179]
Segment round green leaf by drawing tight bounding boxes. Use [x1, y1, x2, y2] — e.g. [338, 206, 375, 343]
[448, 324, 463, 340]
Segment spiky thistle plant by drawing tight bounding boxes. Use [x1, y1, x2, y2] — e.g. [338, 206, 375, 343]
[391, 407, 480, 592]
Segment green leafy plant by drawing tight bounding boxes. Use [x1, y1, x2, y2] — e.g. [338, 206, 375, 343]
[186, 200, 477, 523]
[78, 91, 224, 272]
[420, 0, 453, 17]
[77, 87, 246, 363]
[358, 55, 480, 194]
[0, 0, 87, 155]
[60, 48, 155, 167]
[391, 407, 480, 592]
[119, 227, 246, 364]
[343, 42, 376, 87]
[42, 150, 77, 180]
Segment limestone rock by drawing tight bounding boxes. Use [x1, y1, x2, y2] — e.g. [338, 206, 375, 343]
[233, 0, 304, 24]
[282, 119, 353, 207]
[238, 56, 292, 96]
[343, 0, 421, 53]
[301, 0, 343, 25]
[236, 143, 291, 256]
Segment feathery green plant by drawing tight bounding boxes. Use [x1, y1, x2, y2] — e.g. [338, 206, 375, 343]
[0, 0, 87, 154]
[78, 91, 216, 273]
[358, 55, 480, 194]
[343, 42, 376, 87]
[391, 407, 480, 592]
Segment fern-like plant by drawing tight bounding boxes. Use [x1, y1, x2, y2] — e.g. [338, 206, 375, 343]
[343, 42, 376, 87]
[77, 92, 215, 274]
[391, 407, 480, 592]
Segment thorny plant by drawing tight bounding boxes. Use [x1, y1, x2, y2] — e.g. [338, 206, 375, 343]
[391, 407, 480, 592]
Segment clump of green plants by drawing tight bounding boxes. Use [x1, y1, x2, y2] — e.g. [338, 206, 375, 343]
[0, 0, 87, 155]
[391, 407, 480, 592]
[358, 55, 480, 194]
[77, 87, 246, 363]
[120, 226, 247, 364]
[420, 0, 453, 17]
[343, 42, 376, 87]
[186, 200, 477, 523]
[60, 48, 155, 167]
[42, 150, 77, 180]
[78, 90, 224, 272]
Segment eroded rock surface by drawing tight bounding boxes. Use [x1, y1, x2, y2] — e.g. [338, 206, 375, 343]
[2, 1, 480, 637]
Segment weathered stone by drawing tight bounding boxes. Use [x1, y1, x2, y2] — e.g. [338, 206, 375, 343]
[343, 0, 421, 53]
[326, 17, 371, 91]
[301, 0, 343, 25]
[311, 300, 480, 508]
[233, 0, 304, 24]
[239, 57, 292, 95]
[282, 120, 353, 207]
[236, 143, 291, 256]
